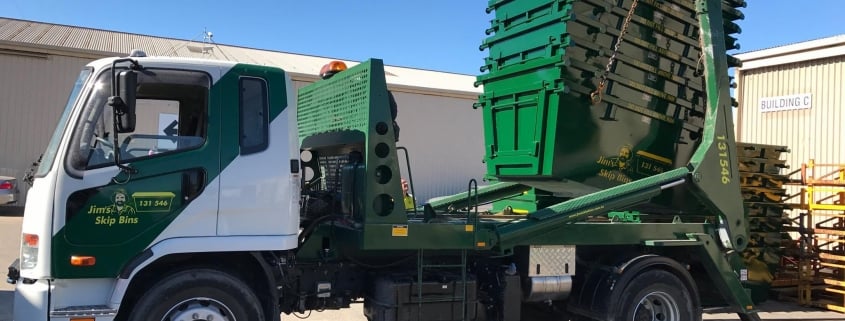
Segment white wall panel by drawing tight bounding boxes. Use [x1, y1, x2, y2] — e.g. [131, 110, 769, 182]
[391, 91, 485, 203]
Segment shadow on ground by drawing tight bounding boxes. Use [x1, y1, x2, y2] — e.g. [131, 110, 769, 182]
[0, 206, 22, 217]
[1, 290, 13, 321]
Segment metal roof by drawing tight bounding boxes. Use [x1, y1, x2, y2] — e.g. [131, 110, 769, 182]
[736, 34, 845, 71]
[0, 17, 482, 96]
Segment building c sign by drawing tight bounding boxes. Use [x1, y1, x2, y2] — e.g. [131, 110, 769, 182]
[759, 93, 812, 113]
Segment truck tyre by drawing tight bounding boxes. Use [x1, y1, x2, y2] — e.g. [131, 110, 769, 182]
[127, 268, 264, 321]
[613, 269, 699, 321]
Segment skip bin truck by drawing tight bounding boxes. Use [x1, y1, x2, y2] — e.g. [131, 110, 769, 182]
[8, 0, 762, 320]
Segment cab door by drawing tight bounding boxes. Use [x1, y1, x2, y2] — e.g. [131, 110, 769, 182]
[216, 64, 299, 237]
[53, 67, 220, 278]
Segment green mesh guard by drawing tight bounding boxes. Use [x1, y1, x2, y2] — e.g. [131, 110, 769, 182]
[297, 63, 373, 143]
[297, 59, 407, 227]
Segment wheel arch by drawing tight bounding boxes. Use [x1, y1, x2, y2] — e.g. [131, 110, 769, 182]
[113, 250, 282, 321]
[107, 235, 295, 320]
[569, 252, 702, 321]
[606, 254, 702, 316]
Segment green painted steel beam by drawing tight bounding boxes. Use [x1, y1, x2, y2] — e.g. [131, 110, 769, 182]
[494, 167, 688, 248]
[492, 221, 713, 248]
[688, 232, 759, 315]
[686, 0, 748, 251]
[425, 182, 530, 212]
[355, 221, 717, 251]
[360, 223, 480, 250]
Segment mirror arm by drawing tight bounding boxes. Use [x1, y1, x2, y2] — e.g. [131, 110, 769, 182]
[109, 109, 136, 175]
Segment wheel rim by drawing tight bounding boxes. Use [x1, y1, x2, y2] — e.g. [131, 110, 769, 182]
[161, 297, 235, 321]
[632, 291, 680, 321]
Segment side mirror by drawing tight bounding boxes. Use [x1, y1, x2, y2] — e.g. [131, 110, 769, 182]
[110, 70, 137, 133]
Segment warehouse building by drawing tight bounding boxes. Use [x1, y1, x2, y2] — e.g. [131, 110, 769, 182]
[735, 36, 845, 305]
[735, 35, 845, 173]
[0, 17, 484, 204]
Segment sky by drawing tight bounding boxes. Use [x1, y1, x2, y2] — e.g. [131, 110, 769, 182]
[4, 1, 845, 75]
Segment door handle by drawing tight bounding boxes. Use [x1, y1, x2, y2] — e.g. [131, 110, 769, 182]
[182, 168, 206, 202]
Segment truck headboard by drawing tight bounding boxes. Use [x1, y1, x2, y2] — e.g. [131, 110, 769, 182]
[297, 59, 408, 225]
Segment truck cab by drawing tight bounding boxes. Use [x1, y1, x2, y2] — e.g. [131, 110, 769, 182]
[11, 51, 301, 320]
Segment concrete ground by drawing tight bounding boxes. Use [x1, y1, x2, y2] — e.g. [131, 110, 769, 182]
[1, 211, 844, 321]
[1, 209, 23, 321]
[704, 301, 845, 321]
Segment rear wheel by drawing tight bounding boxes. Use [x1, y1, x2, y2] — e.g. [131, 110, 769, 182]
[127, 268, 264, 321]
[614, 269, 700, 321]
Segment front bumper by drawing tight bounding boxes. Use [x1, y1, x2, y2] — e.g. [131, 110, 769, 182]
[0, 193, 16, 205]
[7, 258, 19, 284]
[14, 278, 50, 321]
[10, 260, 50, 321]
[13, 276, 119, 321]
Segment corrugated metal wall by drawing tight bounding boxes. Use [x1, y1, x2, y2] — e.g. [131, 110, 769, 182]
[0, 52, 91, 203]
[390, 91, 485, 203]
[737, 56, 845, 175]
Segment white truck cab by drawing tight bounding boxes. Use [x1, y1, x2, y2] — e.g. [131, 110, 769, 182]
[9, 51, 301, 321]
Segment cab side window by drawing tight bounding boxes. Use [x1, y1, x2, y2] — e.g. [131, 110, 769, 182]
[239, 77, 269, 155]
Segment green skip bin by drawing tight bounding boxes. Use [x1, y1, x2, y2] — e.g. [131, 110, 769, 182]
[476, 0, 743, 195]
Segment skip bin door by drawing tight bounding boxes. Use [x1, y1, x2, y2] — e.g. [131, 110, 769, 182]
[483, 86, 552, 177]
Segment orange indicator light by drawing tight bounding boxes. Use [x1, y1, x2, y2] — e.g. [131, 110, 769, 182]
[70, 256, 96, 266]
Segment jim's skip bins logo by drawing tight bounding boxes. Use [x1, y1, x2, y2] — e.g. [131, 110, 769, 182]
[88, 188, 176, 226]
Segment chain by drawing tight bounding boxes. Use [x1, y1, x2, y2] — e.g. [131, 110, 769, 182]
[591, 0, 639, 105]
[695, 32, 705, 77]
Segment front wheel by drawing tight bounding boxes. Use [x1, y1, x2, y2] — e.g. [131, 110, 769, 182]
[614, 269, 700, 321]
[127, 268, 264, 321]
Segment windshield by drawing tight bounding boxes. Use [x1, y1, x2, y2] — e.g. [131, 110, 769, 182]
[35, 68, 93, 177]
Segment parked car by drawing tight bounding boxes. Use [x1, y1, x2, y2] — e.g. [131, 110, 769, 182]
[0, 176, 19, 205]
